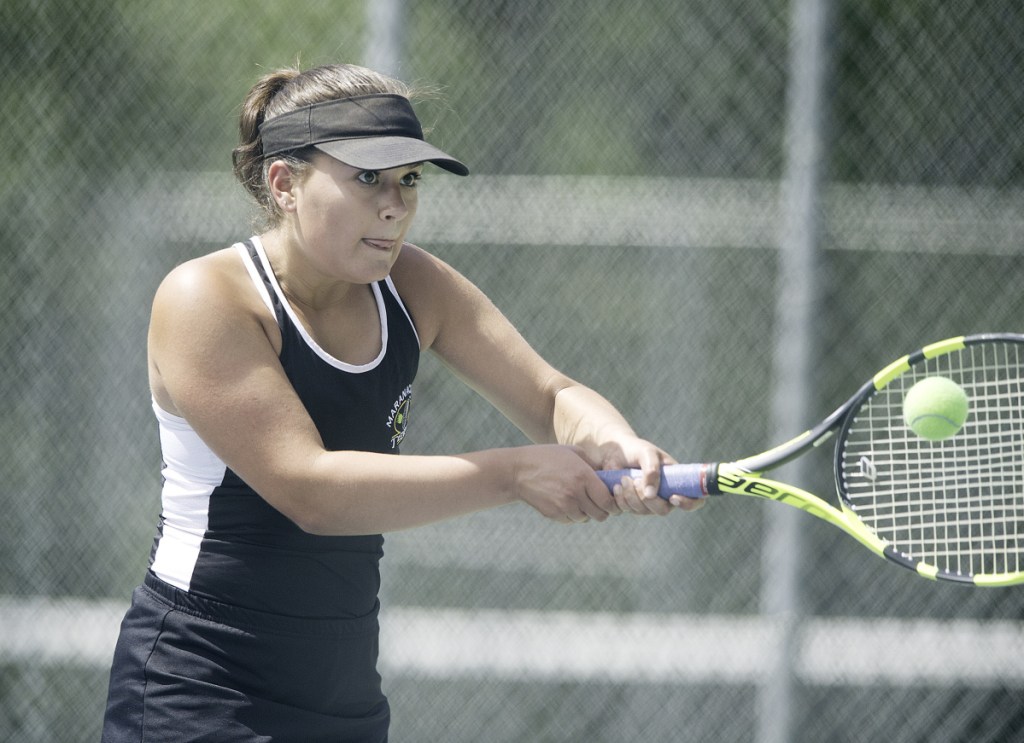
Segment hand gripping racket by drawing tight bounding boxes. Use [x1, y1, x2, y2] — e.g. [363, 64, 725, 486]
[598, 333, 1024, 586]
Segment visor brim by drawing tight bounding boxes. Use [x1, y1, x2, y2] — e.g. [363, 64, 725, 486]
[314, 137, 469, 176]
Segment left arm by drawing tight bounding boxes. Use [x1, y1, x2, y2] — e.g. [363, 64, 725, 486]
[393, 245, 697, 514]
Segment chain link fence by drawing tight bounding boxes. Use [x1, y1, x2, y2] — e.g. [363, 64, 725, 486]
[3, 0, 1024, 741]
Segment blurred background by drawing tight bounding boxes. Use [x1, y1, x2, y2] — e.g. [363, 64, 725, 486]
[2, 0, 1023, 741]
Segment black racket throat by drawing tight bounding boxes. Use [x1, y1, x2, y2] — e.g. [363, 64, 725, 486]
[703, 463, 724, 495]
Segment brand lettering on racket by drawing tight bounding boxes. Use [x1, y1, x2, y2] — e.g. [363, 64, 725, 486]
[717, 472, 831, 520]
[858, 456, 877, 481]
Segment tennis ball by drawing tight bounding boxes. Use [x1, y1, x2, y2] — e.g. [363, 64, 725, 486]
[902, 376, 969, 441]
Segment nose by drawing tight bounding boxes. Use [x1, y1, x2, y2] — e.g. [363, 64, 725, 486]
[379, 183, 410, 222]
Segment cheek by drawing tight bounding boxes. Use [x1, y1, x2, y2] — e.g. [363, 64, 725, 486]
[300, 193, 359, 234]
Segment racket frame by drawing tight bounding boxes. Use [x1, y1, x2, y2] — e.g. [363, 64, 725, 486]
[599, 333, 1024, 586]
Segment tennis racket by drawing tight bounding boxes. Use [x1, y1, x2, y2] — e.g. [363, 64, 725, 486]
[598, 333, 1024, 586]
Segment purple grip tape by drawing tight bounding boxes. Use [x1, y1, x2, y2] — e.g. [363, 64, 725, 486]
[596, 464, 709, 500]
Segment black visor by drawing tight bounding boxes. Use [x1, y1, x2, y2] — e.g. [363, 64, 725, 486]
[259, 94, 468, 176]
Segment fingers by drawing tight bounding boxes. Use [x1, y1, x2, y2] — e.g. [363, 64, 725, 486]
[639, 447, 706, 513]
[609, 446, 672, 515]
[516, 444, 704, 525]
[576, 474, 620, 522]
[670, 493, 705, 512]
[550, 473, 704, 522]
[611, 473, 706, 515]
[515, 445, 623, 524]
[610, 475, 673, 516]
[546, 487, 614, 525]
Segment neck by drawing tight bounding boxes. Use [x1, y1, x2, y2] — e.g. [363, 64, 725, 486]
[259, 231, 365, 312]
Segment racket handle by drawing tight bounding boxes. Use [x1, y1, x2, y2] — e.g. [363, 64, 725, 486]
[596, 464, 711, 500]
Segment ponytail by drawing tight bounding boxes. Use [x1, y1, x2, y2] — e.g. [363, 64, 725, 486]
[231, 69, 301, 218]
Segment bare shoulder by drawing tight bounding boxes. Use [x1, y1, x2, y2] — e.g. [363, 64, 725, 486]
[154, 247, 251, 309]
[148, 245, 278, 413]
[151, 247, 276, 335]
[391, 242, 515, 360]
[390, 242, 456, 289]
[390, 243, 476, 350]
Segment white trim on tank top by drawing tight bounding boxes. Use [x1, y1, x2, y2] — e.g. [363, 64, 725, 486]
[239, 236, 389, 373]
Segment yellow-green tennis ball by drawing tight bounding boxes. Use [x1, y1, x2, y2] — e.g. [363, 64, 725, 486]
[903, 376, 969, 441]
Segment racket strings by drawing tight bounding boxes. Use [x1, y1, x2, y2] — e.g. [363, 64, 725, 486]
[839, 340, 1024, 579]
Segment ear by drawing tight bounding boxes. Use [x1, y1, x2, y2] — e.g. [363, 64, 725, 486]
[267, 160, 297, 212]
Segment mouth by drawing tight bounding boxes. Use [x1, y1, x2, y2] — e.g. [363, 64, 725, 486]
[362, 237, 398, 251]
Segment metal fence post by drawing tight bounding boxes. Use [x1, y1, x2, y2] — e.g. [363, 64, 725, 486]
[758, 0, 834, 741]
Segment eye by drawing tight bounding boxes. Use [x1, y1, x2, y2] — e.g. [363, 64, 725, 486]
[357, 171, 381, 185]
[401, 171, 423, 188]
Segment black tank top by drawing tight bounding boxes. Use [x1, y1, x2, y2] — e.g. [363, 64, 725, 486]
[148, 238, 420, 618]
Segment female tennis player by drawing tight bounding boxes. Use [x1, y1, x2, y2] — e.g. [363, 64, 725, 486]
[101, 62, 699, 742]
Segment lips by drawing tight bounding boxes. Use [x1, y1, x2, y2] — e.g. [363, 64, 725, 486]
[362, 237, 397, 251]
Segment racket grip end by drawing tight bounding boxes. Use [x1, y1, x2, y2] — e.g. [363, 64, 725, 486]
[597, 464, 711, 500]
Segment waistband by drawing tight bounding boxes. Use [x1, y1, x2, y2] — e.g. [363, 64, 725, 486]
[142, 571, 380, 637]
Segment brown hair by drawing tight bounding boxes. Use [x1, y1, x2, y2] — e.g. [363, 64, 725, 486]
[231, 64, 414, 227]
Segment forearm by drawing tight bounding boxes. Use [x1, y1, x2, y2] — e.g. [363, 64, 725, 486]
[269, 448, 520, 536]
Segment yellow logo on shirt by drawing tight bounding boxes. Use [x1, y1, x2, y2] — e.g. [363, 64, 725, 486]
[388, 385, 412, 449]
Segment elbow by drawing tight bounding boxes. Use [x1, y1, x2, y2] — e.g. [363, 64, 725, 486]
[254, 478, 342, 536]
[247, 451, 382, 536]
[278, 493, 347, 536]
[288, 508, 333, 536]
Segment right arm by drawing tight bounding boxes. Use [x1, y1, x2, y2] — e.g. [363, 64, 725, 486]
[148, 251, 617, 536]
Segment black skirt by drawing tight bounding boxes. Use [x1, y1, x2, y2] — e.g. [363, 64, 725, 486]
[101, 572, 389, 742]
